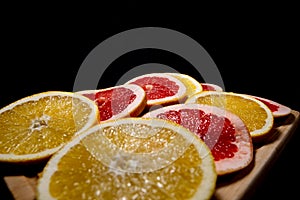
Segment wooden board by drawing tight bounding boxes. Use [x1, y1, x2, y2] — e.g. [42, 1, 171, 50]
[2, 110, 300, 200]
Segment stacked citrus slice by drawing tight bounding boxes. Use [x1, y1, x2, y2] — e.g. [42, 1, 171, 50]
[77, 84, 147, 122]
[0, 91, 99, 163]
[249, 95, 291, 117]
[186, 91, 274, 140]
[37, 118, 217, 200]
[1, 71, 293, 199]
[143, 104, 253, 175]
[165, 73, 203, 98]
[125, 73, 187, 107]
[201, 83, 223, 92]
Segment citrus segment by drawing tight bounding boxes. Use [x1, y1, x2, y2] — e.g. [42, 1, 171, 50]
[143, 104, 253, 175]
[165, 73, 203, 98]
[37, 118, 217, 200]
[125, 73, 187, 107]
[186, 91, 274, 139]
[0, 91, 99, 162]
[77, 84, 147, 122]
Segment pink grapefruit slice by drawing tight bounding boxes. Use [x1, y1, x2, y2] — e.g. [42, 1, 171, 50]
[124, 73, 187, 107]
[249, 95, 292, 117]
[77, 84, 147, 122]
[201, 83, 223, 92]
[143, 103, 253, 175]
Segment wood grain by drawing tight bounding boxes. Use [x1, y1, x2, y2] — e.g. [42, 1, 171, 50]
[2, 110, 299, 200]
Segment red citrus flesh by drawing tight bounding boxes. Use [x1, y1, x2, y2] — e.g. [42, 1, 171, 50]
[125, 73, 187, 106]
[132, 76, 178, 100]
[143, 103, 253, 175]
[250, 95, 291, 117]
[201, 83, 223, 92]
[77, 84, 146, 122]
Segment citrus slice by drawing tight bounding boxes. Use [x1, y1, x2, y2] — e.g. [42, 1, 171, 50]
[37, 118, 217, 200]
[0, 91, 99, 163]
[77, 84, 147, 122]
[186, 91, 274, 139]
[249, 95, 292, 118]
[165, 73, 203, 98]
[143, 103, 253, 175]
[124, 73, 187, 107]
[201, 83, 223, 92]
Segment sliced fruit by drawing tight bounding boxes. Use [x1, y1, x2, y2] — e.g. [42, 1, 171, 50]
[201, 83, 223, 92]
[186, 91, 274, 139]
[124, 73, 187, 107]
[0, 91, 99, 163]
[165, 73, 203, 98]
[77, 84, 147, 122]
[37, 118, 217, 200]
[249, 95, 291, 117]
[143, 103, 253, 175]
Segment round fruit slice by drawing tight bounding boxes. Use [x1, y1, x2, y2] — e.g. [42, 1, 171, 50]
[37, 118, 217, 200]
[201, 83, 223, 92]
[165, 73, 203, 98]
[77, 84, 147, 122]
[143, 104, 253, 175]
[0, 91, 99, 163]
[124, 73, 187, 107]
[186, 91, 274, 139]
[249, 95, 291, 117]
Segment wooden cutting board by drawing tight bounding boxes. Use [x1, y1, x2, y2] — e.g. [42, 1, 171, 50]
[2, 110, 300, 200]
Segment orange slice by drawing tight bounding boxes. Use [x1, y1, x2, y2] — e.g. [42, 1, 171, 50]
[186, 91, 274, 139]
[77, 84, 147, 122]
[143, 103, 253, 175]
[124, 73, 187, 107]
[165, 73, 203, 98]
[37, 118, 217, 200]
[0, 91, 99, 163]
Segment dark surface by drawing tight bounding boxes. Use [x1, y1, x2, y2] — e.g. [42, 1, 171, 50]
[1, 4, 299, 199]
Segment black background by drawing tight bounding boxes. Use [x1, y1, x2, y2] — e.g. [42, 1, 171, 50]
[1, 3, 299, 199]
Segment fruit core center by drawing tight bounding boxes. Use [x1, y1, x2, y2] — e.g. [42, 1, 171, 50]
[30, 115, 50, 131]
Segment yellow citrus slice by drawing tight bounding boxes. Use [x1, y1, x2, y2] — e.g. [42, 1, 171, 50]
[165, 73, 203, 98]
[186, 91, 274, 139]
[0, 91, 99, 163]
[37, 118, 217, 200]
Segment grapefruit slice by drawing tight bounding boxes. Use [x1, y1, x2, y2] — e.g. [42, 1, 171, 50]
[201, 83, 223, 92]
[124, 73, 187, 107]
[77, 84, 147, 122]
[143, 104, 253, 175]
[186, 91, 274, 140]
[249, 95, 291, 117]
[165, 73, 203, 98]
[37, 118, 217, 200]
[0, 91, 99, 163]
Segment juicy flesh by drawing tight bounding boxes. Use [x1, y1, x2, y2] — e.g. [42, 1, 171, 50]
[0, 96, 93, 155]
[49, 125, 204, 199]
[156, 109, 237, 161]
[195, 95, 268, 133]
[83, 88, 137, 121]
[130, 77, 179, 100]
[170, 75, 200, 96]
